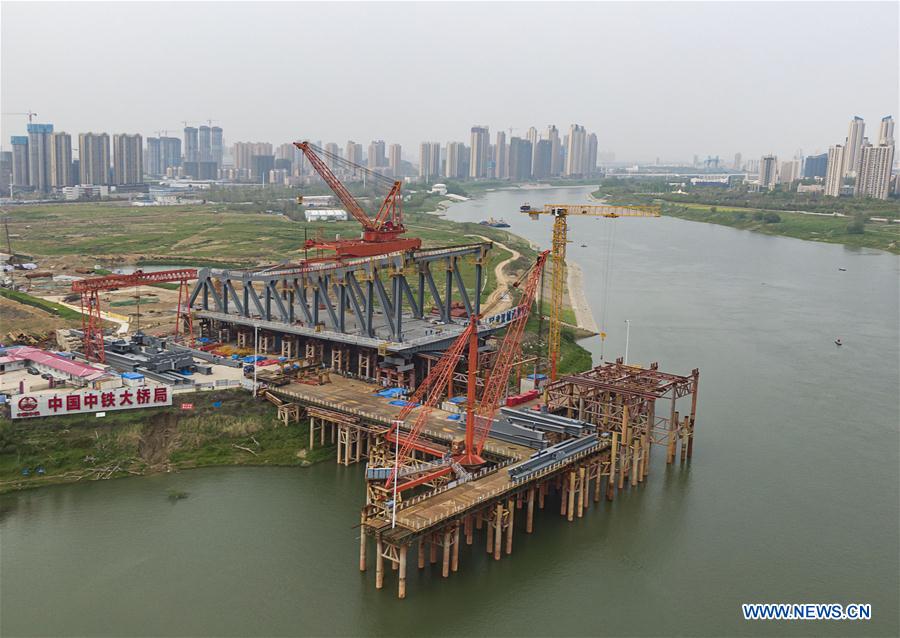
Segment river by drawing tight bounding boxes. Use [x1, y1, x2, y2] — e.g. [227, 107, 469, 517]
[2, 186, 898, 637]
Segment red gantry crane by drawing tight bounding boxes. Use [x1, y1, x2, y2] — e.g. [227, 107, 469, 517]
[294, 141, 421, 258]
[380, 250, 549, 498]
[71, 269, 197, 363]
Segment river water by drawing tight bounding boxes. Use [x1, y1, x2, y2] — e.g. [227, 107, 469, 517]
[2, 186, 898, 636]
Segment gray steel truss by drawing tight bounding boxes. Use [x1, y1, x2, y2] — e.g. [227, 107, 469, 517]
[189, 243, 491, 354]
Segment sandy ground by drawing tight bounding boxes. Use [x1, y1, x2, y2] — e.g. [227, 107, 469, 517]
[466, 234, 521, 314]
[566, 262, 599, 333]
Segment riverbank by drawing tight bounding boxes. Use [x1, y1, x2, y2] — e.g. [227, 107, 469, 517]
[429, 182, 602, 335]
[592, 187, 900, 254]
[0, 389, 330, 493]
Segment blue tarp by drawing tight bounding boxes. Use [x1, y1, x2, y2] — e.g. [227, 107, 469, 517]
[242, 355, 266, 363]
[527, 374, 548, 380]
[447, 396, 467, 404]
[447, 414, 461, 420]
[121, 372, 144, 380]
[377, 388, 406, 398]
[388, 400, 419, 407]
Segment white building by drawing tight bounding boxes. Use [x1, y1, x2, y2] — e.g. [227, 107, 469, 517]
[855, 144, 895, 199]
[842, 116, 866, 177]
[824, 145, 845, 197]
[304, 208, 348, 222]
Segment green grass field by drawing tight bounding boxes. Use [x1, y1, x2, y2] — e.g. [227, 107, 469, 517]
[595, 189, 900, 253]
[0, 287, 84, 321]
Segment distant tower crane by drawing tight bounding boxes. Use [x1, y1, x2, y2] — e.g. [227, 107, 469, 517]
[2, 110, 39, 123]
[520, 203, 660, 380]
[294, 141, 421, 258]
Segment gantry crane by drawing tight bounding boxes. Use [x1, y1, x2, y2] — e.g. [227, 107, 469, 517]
[374, 251, 550, 501]
[520, 203, 660, 380]
[293, 141, 421, 258]
[71, 269, 197, 363]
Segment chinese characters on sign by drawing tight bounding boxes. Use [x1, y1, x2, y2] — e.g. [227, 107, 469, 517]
[11, 386, 172, 419]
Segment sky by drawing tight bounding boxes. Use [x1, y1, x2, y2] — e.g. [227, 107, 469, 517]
[1, 1, 898, 163]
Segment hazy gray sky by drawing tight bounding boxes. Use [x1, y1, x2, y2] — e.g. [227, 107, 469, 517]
[2, 1, 897, 162]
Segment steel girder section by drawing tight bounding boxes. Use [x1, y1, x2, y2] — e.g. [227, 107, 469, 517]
[451, 257, 472, 317]
[187, 243, 491, 341]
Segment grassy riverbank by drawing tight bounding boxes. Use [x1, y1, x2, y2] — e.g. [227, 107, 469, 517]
[593, 179, 900, 254]
[0, 390, 330, 493]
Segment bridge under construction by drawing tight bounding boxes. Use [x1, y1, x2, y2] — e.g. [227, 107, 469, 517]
[172, 142, 702, 599]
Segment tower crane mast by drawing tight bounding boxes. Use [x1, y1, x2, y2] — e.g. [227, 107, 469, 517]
[520, 203, 660, 380]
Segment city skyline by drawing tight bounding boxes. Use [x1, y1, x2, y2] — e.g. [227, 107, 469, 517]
[2, 2, 897, 162]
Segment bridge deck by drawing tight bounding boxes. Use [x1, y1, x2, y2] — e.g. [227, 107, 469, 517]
[272, 376, 533, 461]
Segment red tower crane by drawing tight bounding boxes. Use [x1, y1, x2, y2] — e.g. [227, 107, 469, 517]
[293, 141, 421, 258]
[382, 251, 550, 496]
[71, 269, 197, 363]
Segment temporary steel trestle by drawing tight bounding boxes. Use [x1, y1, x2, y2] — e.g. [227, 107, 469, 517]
[358, 359, 700, 599]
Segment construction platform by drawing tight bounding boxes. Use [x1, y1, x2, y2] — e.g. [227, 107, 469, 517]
[267, 360, 699, 599]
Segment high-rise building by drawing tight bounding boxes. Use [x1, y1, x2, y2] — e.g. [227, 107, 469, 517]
[585, 133, 598, 176]
[526, 126, 539, 176]
[508, 137, 533, 181]
[778, 159, 801, 185]
[855, 144, 894, 199]
[198, 126, 211, 162]
[445, 142, 469, 179]
[0, 151, 11, 193]
[10, 136, 29, 188]
[211, 127, 224, 167]
[803, 153, 828, 178]
[146, 137, 162, 177]
[27, 123, 53, 193]
[113, 134, 143, 185]
[419, 142, 441, 180]
[252, 155, 275, 183]
[878, 115, 895, 146]
[319, 142, 340, 172]
[161, 137, 182, 174]
[565, 125, 586, 176]
[79, 133, 110, 185]
[733, 152, 743, 170]
[824, 145, 845, 197]
[368, 140, 386, 170]
[233, 142, 273, 173]
[842, 116, 865, 177]
[533, 140, 552, 179]
[547, 125, 561, 176]
[183, 126, 199, 163]
[758, 155, 778, 190]
[345, 141, 363, 165]
[388, 143, 402, 177]
[50, 132, 73, 188]
[469, 126, 489, 178]
[494, 131, 507, 180]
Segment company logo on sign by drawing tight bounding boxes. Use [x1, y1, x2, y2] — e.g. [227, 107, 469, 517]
[11, 386, 173, 419]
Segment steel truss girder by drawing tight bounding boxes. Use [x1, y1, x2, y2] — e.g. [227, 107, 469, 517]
[189, 244, 490, 343]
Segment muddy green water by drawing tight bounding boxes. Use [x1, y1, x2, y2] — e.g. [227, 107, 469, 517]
[2, 187, 898, 636]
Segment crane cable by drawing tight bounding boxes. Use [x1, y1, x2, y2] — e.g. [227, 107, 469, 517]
[598, 217, 617, 360]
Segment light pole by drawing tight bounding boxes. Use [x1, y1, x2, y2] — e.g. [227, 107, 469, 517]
[624, 319, 631, 365]
[253, 323, 259, 391]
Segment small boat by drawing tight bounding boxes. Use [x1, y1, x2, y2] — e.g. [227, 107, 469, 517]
[581, 244, 588, 248]
[479, 217, 511, 228]
[838, 268, 847, 272]
[834, 339, 842, 346]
